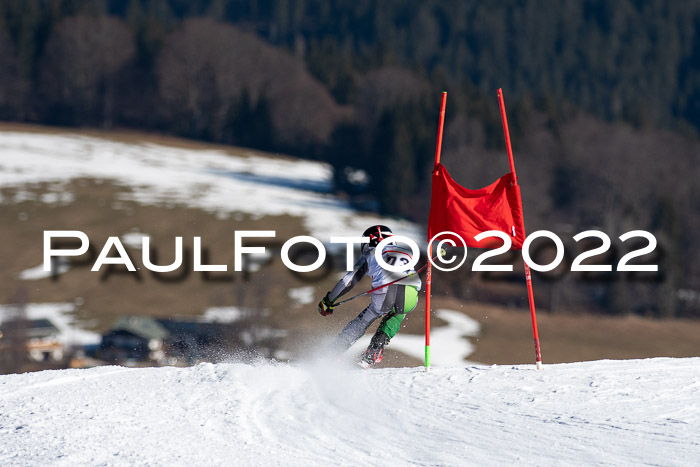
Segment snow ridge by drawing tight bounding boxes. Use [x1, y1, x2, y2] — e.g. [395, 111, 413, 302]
[1, 358, 698, 466]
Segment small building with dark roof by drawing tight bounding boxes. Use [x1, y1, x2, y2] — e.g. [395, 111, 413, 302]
[99, 316, 168, 363]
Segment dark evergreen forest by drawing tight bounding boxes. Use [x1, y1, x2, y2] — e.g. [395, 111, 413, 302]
[1, 0, 699, 318]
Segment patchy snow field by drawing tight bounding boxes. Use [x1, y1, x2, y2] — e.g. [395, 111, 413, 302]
[2, 130, 479, 365]
[0, 131, 421, 242]
[0, 358, 698, 466]
[0, 302, 99, 346]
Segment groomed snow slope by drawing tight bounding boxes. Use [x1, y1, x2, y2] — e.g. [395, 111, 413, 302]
[1, 358, 699, 466]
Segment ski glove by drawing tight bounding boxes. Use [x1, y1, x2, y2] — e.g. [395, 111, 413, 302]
[318, 294, 335, 316]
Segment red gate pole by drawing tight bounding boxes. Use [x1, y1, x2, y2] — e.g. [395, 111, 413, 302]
[497, 89, 543, 370]
[425, 91, 447, 372]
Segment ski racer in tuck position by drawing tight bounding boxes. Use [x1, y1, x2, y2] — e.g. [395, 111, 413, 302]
[317, 225, 421, 368]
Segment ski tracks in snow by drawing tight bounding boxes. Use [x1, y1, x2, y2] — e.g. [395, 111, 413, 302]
[1, 358, 699, 466]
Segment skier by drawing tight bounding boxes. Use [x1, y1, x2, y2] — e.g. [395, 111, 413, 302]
[317, 225, 421, 368]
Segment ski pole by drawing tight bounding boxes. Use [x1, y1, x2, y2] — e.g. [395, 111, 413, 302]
[332, 250, 445, 307]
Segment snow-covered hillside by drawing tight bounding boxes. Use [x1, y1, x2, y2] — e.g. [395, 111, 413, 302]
[0, 127, 480, 367]
[0, 131, 421, 241]
[1, 358, 698, 466]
